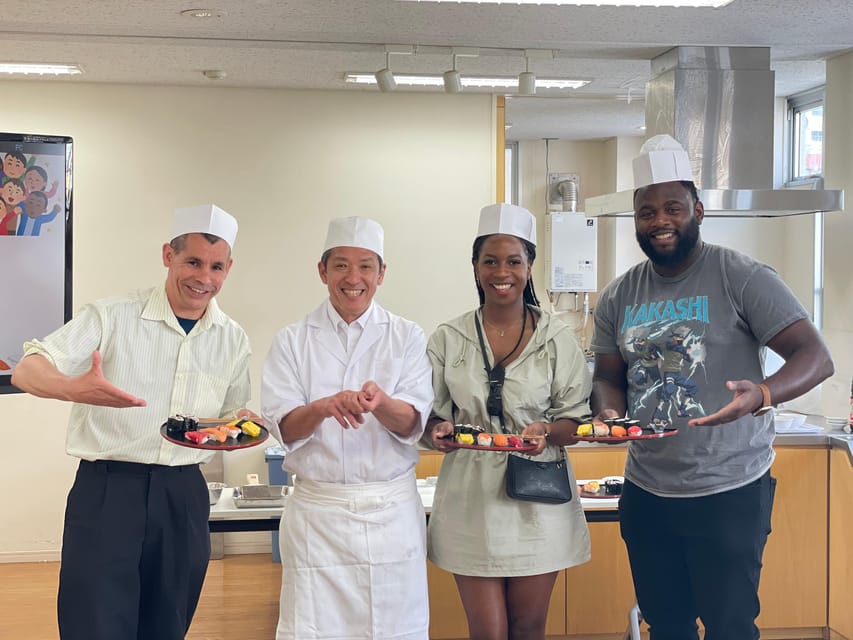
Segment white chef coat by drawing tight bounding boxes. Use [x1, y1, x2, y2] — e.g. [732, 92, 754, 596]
[261, 299, 433, 483]
[262, 299, 433, 639]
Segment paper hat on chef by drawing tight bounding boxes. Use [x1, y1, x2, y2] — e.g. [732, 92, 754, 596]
[633, 134, 695, 188]
[476, 203, 537, 246]
[323, 216, 384, 260]
[171, 204, 238, 250]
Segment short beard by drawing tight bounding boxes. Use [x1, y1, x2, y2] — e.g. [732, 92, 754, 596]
[636, 217, 701, 267]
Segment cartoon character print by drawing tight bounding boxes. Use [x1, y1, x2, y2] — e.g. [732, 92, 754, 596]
[1, 151, 27, 183]
[620, 296, 709, 424]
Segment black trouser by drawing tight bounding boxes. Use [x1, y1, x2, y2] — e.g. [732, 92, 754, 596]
[58, 459, 210, 640]
[619, 471, 776, 640]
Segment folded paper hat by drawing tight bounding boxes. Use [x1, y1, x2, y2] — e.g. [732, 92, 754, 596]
[172, 204, 238, 249]
[476, 203, 537, 246]
[323, 216, 384, 259]
[633, 134, 695, 188]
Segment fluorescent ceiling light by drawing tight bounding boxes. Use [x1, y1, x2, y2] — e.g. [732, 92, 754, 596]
[345, 73, 589, 89]
[0, 63, 83, 76]
[396, 0, 734, 6]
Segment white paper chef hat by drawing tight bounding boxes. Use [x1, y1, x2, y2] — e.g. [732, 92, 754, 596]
[171, 204, 238, 250]
[323, 216, 384, 259]
[476, 203, 537, 246]
[633, 134, 695, 188]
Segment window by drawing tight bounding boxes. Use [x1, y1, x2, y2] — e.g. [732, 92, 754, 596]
[786, 87, 826, 331]
[505, 141, 519, 204]
[788, 88, 824, 181]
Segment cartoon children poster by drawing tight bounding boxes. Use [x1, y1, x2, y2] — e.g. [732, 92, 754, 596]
[0, 134, 72, 390]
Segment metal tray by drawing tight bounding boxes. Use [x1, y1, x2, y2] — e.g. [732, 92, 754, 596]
[232, 485, 288, 508]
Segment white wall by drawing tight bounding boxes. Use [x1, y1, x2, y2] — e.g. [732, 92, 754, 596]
[0, 80, 495, 559]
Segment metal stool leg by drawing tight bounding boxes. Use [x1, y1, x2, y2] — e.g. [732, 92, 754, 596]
[624, 602, 642, 640]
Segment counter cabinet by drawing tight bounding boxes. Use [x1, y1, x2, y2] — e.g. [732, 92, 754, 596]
[829, 446, 853, 639]
[419, 444, 831, 639]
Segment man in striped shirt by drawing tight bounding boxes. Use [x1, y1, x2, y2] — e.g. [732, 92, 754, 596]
[12, 204, 255, 640]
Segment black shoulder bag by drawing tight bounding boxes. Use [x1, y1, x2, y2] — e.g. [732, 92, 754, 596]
[474, 310, 572, 505]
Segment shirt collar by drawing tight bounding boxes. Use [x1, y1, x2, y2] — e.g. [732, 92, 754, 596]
[324, 298, 374, 331]
[142, 285, 225, 333]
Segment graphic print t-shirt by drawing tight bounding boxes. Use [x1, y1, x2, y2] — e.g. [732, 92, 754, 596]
[591, 243, 808, 497]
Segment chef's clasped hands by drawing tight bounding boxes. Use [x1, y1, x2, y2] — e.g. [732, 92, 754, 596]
[318, 380, 389, 429]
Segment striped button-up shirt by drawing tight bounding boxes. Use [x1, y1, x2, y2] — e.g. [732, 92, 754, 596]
[23, 285, 252, 465]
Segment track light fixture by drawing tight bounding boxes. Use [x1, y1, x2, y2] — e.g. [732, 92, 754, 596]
[443, 54, 463, 94]
[518, 56, 536, 95]
[375, 51, 397, 92]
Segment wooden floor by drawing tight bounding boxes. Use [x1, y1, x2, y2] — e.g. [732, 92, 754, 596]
[0, 554, 282, 640]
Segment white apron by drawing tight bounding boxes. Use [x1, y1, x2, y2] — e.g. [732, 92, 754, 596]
[276, 470, 429, 640]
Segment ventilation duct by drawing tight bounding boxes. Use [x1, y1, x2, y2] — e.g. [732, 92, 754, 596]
[585, 47, 844, 217]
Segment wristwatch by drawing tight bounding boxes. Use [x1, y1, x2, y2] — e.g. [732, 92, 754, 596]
[752, 382, 773, 417]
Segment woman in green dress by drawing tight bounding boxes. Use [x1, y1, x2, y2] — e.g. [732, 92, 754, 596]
[425, 203, 593, 640]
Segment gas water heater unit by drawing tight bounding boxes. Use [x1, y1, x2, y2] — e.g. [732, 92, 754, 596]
[545, 212, 598, 293]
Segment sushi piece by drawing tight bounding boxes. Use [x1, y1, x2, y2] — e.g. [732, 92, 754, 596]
[592, 422, 610, 437]
[456, 433, 475, 445]
[238, 420, 262, 438]
[610, 425, 628, 437]
[166, 415, 187, 438]
[454, 423, 484, 437]
[507, 435, 523, 448]
[184, 431, 210, 445]
[576, 423, 593, 437]
[200, 427, 227, 443]
[604, 478, 624, 495]
[218, 425, 241, 439]
[492, 434, 509, 447]
[627, 425, 643, 436]
[477, 433, 493, 447]
[582, 481, 601, 495]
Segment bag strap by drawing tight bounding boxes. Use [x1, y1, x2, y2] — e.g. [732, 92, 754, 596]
[473, 307, 529, 432]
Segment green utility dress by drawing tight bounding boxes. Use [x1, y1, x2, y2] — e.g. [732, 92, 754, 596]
[426, 307, 592, 576]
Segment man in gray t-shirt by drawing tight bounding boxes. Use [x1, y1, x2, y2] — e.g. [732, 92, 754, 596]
[590, 135, 834, 640]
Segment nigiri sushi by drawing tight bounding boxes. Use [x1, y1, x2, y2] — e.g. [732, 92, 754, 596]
[218, 425, 241, 439]
[592, 422, 610, 437]
[200, 427, 227, 443]
[576, 423, 593, 437]
[184, 431, 210, 445]
[477, 433, 493, 447]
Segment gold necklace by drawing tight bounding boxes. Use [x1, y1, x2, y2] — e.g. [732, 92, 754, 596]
[482, 314, 523, 337]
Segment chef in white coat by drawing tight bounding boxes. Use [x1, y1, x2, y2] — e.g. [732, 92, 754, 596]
[262, 216, 434, 640]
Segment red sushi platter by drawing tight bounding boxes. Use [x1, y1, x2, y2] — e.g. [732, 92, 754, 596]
[574, 428, 678, 443]
[159, 422, 270, 451]
[446, 441, 538, 453]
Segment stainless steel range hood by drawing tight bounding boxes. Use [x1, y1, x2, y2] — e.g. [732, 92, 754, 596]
[585, 46, 844, 217]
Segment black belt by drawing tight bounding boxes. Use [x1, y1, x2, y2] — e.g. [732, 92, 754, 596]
[82, 459, 199, 474]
